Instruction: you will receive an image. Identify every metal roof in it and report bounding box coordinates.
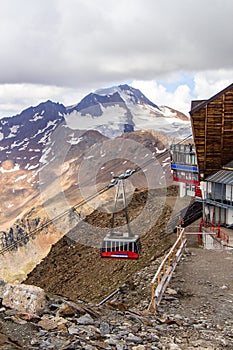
[223,160,233,170]
[206,169,233,185]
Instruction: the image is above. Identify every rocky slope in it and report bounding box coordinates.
[25,186,177,303]
[0,237,232,349]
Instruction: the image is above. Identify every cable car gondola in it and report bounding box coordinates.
[101,170,140,259]
[101,233,140,259]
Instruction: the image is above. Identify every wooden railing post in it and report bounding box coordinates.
[151,282,155,313]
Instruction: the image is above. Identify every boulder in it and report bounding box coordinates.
[2,283,46,314]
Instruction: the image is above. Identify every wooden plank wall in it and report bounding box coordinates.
[191,87,233,179]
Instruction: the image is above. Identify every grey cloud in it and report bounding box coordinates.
[0,0,232,87]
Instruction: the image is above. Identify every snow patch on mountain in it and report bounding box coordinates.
[0,163,20,173]
[67,104,128,136]
[28,164,40,170]
[15,174,27,182]
[67,135,83,145]
[18,142,29,151]
[160,106,177,117]
[29,113,44,121]
[40,147,52,165]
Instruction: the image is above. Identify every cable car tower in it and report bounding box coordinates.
[101,169,140,259]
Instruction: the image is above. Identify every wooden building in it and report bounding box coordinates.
[190,83,233,179]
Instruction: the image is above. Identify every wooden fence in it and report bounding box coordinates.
[149,227,187,313]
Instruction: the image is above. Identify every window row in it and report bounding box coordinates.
[170,144,195,153]
[171,153,197,165]
[101,240,138,253]
[173,170,199,181]
[206,182,233,202]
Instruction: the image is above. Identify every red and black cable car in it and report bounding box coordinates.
[101,233,140,259]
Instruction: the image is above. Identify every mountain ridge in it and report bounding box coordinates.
[66,84,191,138]
[0,84,191,171]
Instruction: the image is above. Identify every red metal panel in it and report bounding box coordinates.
[173,176,199,185]
[101,251,139,259]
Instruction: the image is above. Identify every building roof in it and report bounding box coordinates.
[223,160,233,170]
[206,169,233,185]
[190,83,233,115]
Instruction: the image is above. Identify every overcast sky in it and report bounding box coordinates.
[0,0,233,117]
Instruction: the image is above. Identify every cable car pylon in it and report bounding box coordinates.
[110,177,133,238]
[101,169,140,259]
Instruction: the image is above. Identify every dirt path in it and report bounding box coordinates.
[164,246,233,325]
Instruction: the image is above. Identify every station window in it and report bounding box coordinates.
[185,154,191,164]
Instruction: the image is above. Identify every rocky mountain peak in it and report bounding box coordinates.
[118,84,160,109]
[0,100,66,172]
[66,84,191,138]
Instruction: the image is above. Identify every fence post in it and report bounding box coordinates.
[151,282,155,313]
